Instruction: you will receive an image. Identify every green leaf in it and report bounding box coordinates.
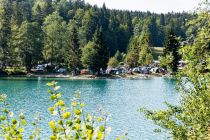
[49,120,56,130]
[99,126,105,132]
[54,86,60,91]
[50,95,57,100]
[62,112,71,119]
[46,82,54,87]
[74,109,81,115]
[58,100,65,106]
[71,101,77,107]
[0,115,6,121]
[21,119,27,126]
[98,117,102,122]
[12,119,17,124]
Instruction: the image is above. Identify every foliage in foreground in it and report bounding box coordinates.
[0,82,128,140]
[46,81,110,140]
[141,1,210,139]
[0,94,27,139]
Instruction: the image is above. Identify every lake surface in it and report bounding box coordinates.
[0,77,178,140]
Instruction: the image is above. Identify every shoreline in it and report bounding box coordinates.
[0,73,173,80]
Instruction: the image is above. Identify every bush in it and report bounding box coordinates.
[140,1,210,139]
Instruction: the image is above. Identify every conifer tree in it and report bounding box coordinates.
[81,27,108,73]
[64,22,81,72]
[164,29,180,72]
[138,33,153,66]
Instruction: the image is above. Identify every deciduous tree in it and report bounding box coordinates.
[14,21,43,71]
[0,0,12,69]
[42,12,66,64]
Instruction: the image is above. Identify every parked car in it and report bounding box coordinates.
[57,68,67,73]
[115,69,125,75]
[141,67,151,74]
[31,65,45,72]
[132,67,141,73]
[150,67,159,73]
[159,68,166,74]
[108,69,118,74]
[107,68,126,75]
[80,69,90,75]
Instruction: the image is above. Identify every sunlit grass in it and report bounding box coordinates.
[151,47,164,60]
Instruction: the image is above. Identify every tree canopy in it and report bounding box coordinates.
[0,0,197,71]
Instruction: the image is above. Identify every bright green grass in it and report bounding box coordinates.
[151,47,164,60]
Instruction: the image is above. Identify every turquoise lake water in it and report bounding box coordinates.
[0,77,178,139]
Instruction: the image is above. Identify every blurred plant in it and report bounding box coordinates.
[140,0,210,139]
[46,81,112,140]
[0,94,27,140]
[29,112,41,140]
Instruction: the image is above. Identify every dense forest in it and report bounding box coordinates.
[0,0,196,72]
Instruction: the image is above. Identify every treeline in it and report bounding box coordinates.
[0,0,195,72]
